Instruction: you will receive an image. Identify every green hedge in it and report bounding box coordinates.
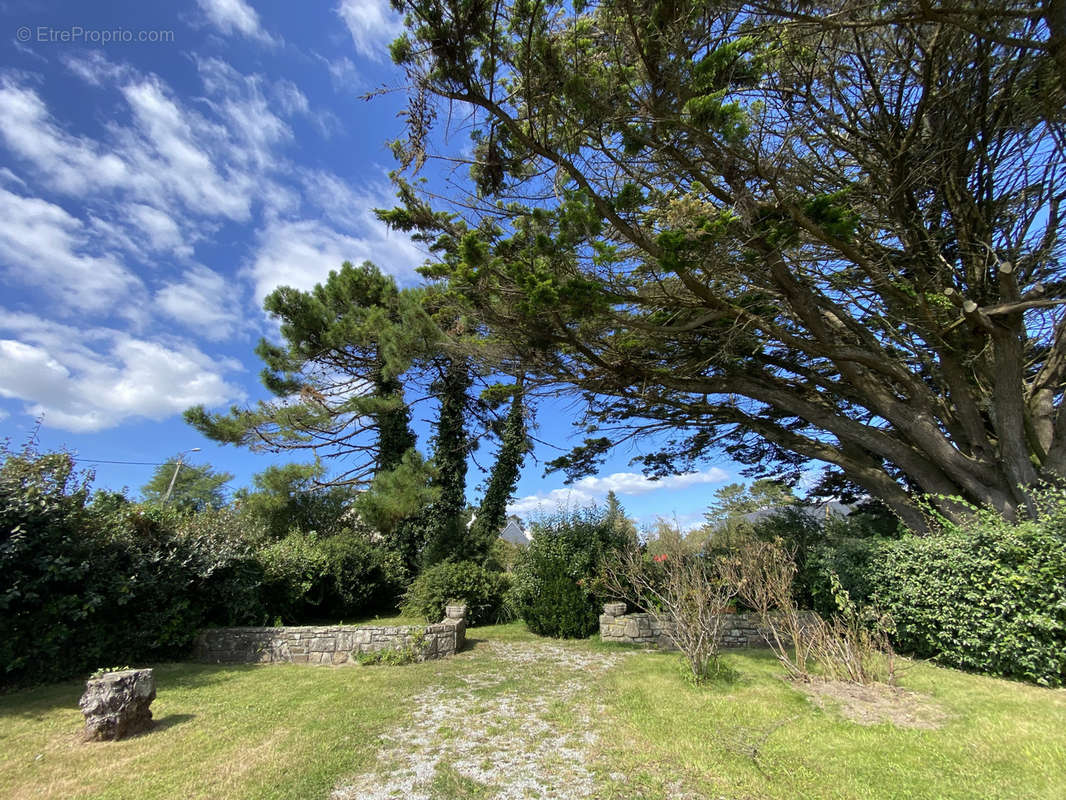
[870,512,1066,686]
[0,447,408,687]
[259,529,406,623]
[0,451,267,686]
[401,560,509,625]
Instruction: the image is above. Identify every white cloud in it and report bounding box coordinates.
[507,487,599,517]
[0,76,130,196]
[319,55,361,93]
[196,0,277,44]
[119,76,257,220]
[0,312,244,433]
[155,266,244,340]
[124,203,191,255]
[247,172,424,307]
[195,59,294,177]
[274,79,309,116]
[575,467,729,495]
[62,51,134,87]
[0,73,261,223]
[337,0,403,60]
[507,468,730,517]
[0,187,143,313]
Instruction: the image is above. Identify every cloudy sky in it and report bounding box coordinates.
[0,0,739,530]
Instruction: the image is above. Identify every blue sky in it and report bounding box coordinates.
[0,0,741,531]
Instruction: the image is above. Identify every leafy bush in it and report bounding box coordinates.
[93,504,266,655]
[402,560,509,625]
[510,505,634,638]
[1,448,100,685]
[806,535,886,616]
[870,498,1066,686]
[0,446,267,686]
[523,555,599,638]
[258,528,406,623]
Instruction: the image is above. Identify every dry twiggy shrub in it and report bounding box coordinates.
[721,539,896,685]
[604,535,736,684]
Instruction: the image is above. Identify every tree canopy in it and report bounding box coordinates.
[185,261,431,487]
[384,0,1066,530]
[141,458,232,513]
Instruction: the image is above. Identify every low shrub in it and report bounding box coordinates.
[510,505,634,638]
[870,500,1066,686]
[401,560,509,625]
[605,535,737,683]
[522,555,599,638]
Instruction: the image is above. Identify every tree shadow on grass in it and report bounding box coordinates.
[142,713,196,736]
[461,637,490,653]
[0,662,260,718]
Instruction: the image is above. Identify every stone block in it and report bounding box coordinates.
[79,668,156,741]
[603,602,627,617]
[309,637,335,653]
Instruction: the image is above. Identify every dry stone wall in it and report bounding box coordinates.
[192,605,467,666]
[599,602,814,650]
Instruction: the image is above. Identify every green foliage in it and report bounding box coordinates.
[234,462,353,540]
[401,560,510,626]
[510,505,634,638]
[422,356,475,565]
[89,665,132,679]
[806,534,886,617]
[0,445,264,687]
[387,0,1066,530]
[869,498,1066,686]
[185,261,428,487]
[140,458,232,513]
[355,634,426,666]
[470,386,529,555]
[484,537,524,574]
[258,528,407,624]
[521,555,599,638]
[354,450,437,537]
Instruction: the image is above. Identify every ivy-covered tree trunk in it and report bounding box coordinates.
[471,381,529,553]
[374,372,417,473]
[423,355,474,564]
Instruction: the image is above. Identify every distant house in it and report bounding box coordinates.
[466,513,532,546]
[499,516,531,546]
[738,500,853,527]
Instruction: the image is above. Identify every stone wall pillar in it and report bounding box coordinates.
[443,604,468,652]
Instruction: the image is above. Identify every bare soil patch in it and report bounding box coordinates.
[800,678,947,729]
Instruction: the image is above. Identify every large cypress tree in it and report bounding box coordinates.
[383,0,1066,530]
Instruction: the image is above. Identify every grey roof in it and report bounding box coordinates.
[499,518,530,546]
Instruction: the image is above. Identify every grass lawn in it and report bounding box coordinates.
[1,623,1064,799]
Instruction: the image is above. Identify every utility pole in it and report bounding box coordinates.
[162,448,201,506]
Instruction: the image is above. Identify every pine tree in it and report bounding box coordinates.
[185,262,431,487]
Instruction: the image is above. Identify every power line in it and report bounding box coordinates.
[74,458,169,466]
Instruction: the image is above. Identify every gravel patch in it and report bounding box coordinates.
[330,641,629,800]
